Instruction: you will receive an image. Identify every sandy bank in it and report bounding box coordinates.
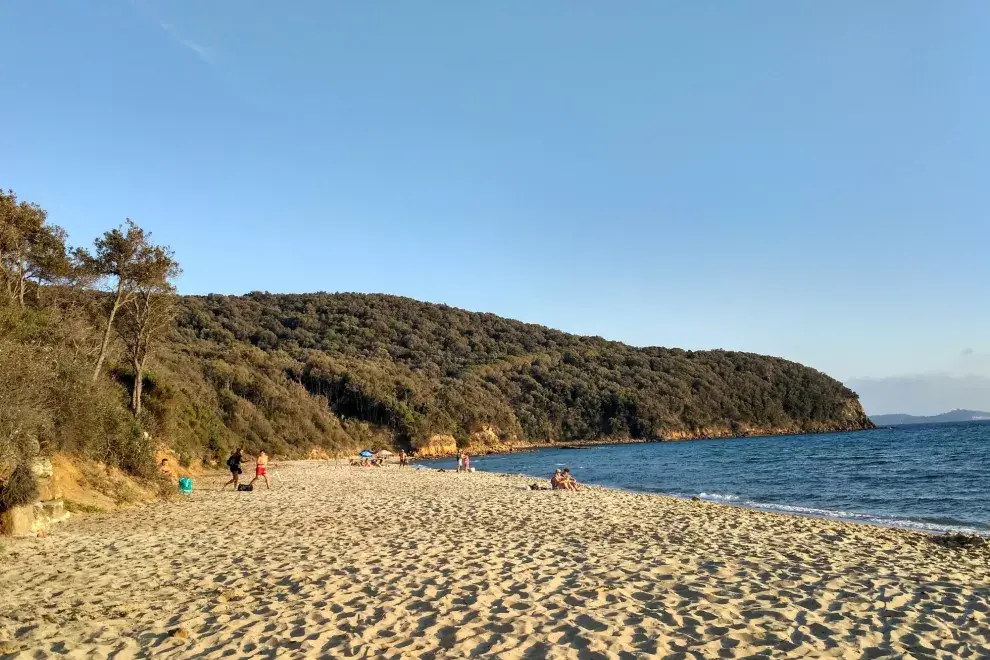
[1,462,987,658]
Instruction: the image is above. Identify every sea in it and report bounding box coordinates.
[425,421,990,535]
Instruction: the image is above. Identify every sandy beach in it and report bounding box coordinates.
[2,462,988,659]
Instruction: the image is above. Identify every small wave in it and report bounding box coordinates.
[733,501,988,536]
[673,491,989,535]
[698,492,739,501]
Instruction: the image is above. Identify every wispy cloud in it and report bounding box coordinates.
[125,0,266,111]
[157,19,214,65]
[127,0,215,68]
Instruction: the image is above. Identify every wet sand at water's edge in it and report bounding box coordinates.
[2,462,988,658]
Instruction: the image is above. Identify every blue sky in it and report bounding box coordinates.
[2,1,988,399]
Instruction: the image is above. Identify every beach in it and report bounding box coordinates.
[2,462,988,659]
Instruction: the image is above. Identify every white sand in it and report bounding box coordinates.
[1,461,988,658]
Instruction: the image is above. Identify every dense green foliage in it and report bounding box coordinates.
[171,292,873,453]
[3,287,873,470]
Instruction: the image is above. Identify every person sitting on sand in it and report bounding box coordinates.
[250,450,271,489]
[159,458,173,480]
[222,448,244,490]
[561,467,580,491]
[550,469,565,490]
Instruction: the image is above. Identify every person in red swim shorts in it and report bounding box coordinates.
[250,450,271,489]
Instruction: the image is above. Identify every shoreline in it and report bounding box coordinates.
[418,462,990,539]
[463,423,880,457]
[2,462,987,657]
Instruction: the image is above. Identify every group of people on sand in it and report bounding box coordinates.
[222,447,273,490]
[551,468,580,491]
[352,449,409,468]
[212,446,575,492]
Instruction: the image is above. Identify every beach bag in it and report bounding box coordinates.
[237,484,253,492]
[178,477,192,494]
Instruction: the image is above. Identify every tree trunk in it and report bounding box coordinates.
[17,257,25,309]
[2,249,19,304]
[92,280,125,382]
[132,354,144,416]
[0,246,7,301]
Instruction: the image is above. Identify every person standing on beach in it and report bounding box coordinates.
[222,448,243,490]
[456,452,464,472]
[399,450,407,468]
[462,452,471,472]
[251,450,271,489]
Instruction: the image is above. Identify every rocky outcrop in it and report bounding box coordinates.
[412,426,518,457]
[410,409,876,458]
[0,505,35,537]
[415,434,459,458]
[657,422,874,442]
[33,457,62,501]
[0,458,70,536]
[465,425,516,455]
[33,499,69,532]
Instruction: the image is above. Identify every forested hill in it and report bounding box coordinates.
[168,292,873,458]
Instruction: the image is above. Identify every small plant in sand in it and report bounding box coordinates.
[62,500,106,515]
[0,462,40,512]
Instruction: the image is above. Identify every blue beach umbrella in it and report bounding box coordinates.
[359,449,374,458]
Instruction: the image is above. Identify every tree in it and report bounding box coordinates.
[80,220,161,382]
[118,245,181,416]
[0,190,66,309]
[27,225,73,303]
[0,190,14,301]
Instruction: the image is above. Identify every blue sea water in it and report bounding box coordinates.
[426,422,990,535]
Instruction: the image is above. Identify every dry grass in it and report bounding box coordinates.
[62,500,106,515]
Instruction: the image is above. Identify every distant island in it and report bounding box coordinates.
[870,409,990,426]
